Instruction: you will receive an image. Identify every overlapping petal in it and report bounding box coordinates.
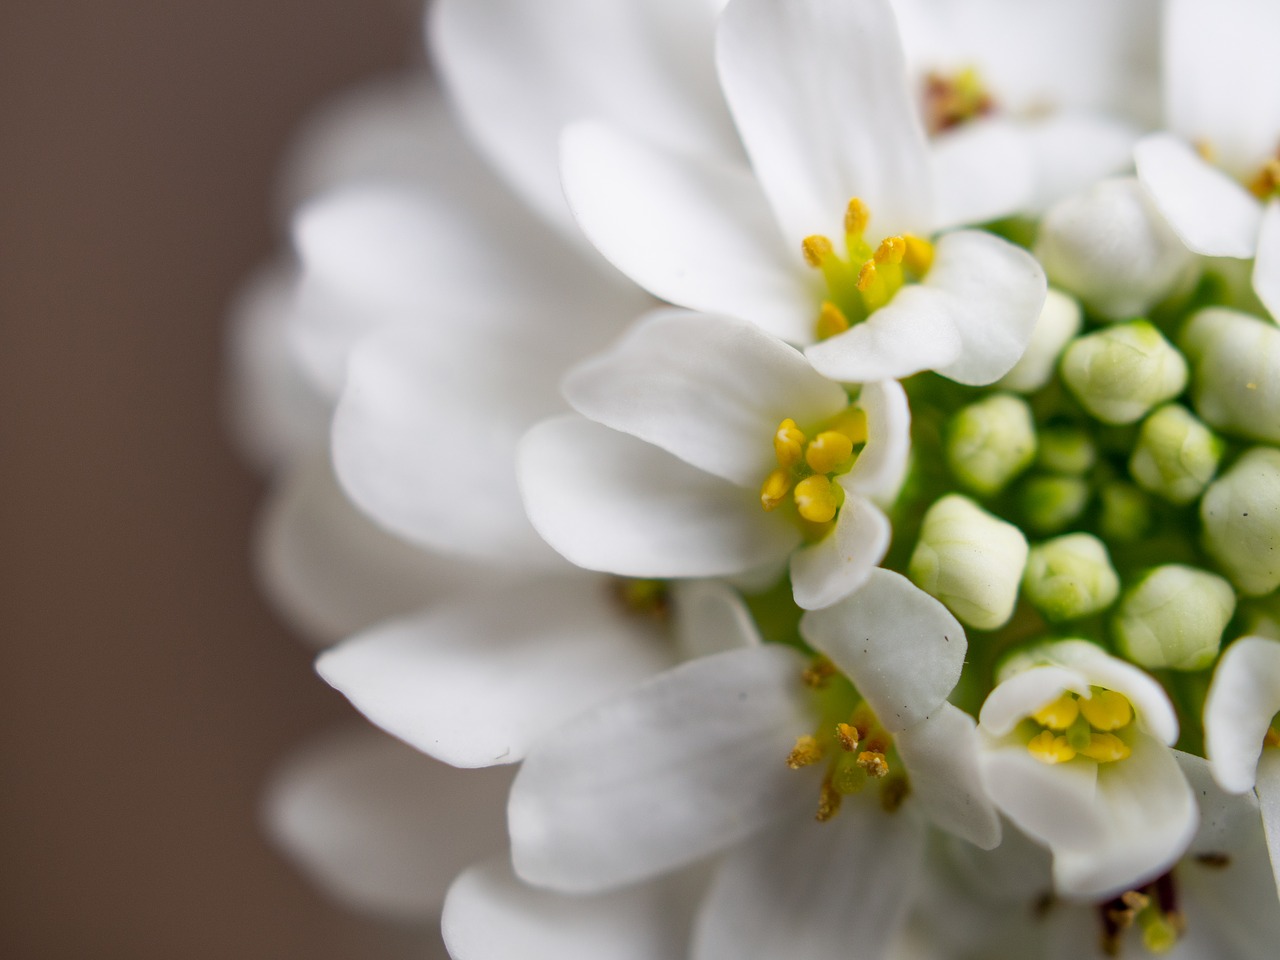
[1205,636,1280,793]
[789,495,890,611]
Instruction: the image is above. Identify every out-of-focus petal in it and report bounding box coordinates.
[1205,636,1280,793]
[928,118,1035,230]
[788,495,890,611]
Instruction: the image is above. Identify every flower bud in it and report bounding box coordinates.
[1034,177,1196,321]
[1020,475,1090,535]
[1022,534,1120,622]
[1113,565,1236,670]
[1036,425,1096,475]
[909,494,1029,631]
[1128,404,1224,505]
[996,289,1082,393]
[1060,320,1188,425]
[1099,481,1151,542]
[1179,307,1280,444]
[946,394,1037,496]
[1200,447,1280,596]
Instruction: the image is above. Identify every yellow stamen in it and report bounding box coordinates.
[760,468,792,511]
[835,722,860,752]
[1032,693,1080,731]
[802,235,836,268]
[816,778,843,822]
[827,407,868,446]
[874,236,906,266]
[1027,730,1076,764]
[1079,690,1133,731]
[786,734,824,769]
[793,475,840,523]
[1139,909,1179,954]
[902,234,935,275]
[1248,157,1280,199]
[773,418,806,468]
[815,301,850,341]
[1077,732,1131,763]
[1265,727,1280,748]
[805,431,855,474]
[844,197,870,238]
[856,751,889,779]
[855,258,879,293]
[801,657,836,689]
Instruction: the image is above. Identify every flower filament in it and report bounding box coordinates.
[1025,688,1134,765]
[760,404,869,541]
[1100,874,1185,956]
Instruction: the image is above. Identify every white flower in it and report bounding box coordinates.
[562,0,1046,385]
[977,640,1197,899]
[520,311,911,610]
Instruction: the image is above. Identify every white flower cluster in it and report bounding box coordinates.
[229,0,1280,957]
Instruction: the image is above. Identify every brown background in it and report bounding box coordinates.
[1,2,440,956]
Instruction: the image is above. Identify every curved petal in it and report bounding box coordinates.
[1253,199,1280,324]
[561,123,815,342]
[1044,639,1180,746]
[929,118,1035,230]
[1256,751,1280,899]
[717,0,933,244]
[1134,133,1261,259]
[692,801,923,960]
[563,311,848,487]
[843,379,911,502]
[800,568,966,732]
[519,416,799,578]
[316,574,675,768]
[1205,636,1280,793]
[508,645,815,892]
[670,579,762,660]
[1022,112,1139,213]
[978,665,1090,737]
[978,742,1103,850]
[264,726,512,918]
[895,704,1001,849]
[789,496,890,611]
[443,857,695,960]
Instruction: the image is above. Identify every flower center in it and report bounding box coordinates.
[802,198,934,341]
[1024,688,1134,765]
[922,67,996,135]
[1247,152,1280,200]
[1099,874,1184,956]
[759,402,868,541]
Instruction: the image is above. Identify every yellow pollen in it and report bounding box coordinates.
[1027,730,1077,764]
[836,723,860,751]
[793,475,840,523]
[902,234,935,274]
[856,750,889,779]
[773,418,806,468]
[1032,693,1080,731]
[801,657,837,689]
[1079,691,1133,731]
[1140,909,1179,954]
[1077,732,1131,763]
[805,431,855,474]
[874,236,906,266]
[786,734,824,769]
[828,407,868,446]
[844,197,870,238]
[1120,891,1151,913]
[1248,157,1280,199]
[760,469,792,511]
[855,258,879,293]
[816,778,843,822]
[815,301,850,340]
[802,235,836,267]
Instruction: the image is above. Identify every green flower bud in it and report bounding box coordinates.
[1022,534,1121,622]
[909,494,1029,631]
[946,394,1037,496]
[1020,475,1091,534]
[1037,425,1096,475]
[1201,447,1280,596]
[1099,481,1151,541]
[996,289,1082,393]
[1129,404,1224,505]
[1113,565,1236,670]
[1060,320,1188,425]
[1180,307,1280,444]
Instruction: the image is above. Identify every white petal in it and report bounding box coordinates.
[692,801,923,960]
[443,858,694,960]
[1134,133,1261,259]
[926,230,1047,387]
[257,455,488,648]
[979,665,1089,737]
[561,124,815,343]
[843,379,911,502]
[509,645,815,892]
[670,579,762,660]
[519,416,799,578]
[895,704,1001,849]
[1256,750,1280,899]
[800,568,966,732]
[717,0,933,244]
[264,726,512,918]
[1205,636,1280,793]
[1176,751,1262,860]
[1052,732,1197,899]
[316,575,675,768]
[929,119,1035,230]
[1022,113,1139,213]
[789,496,890,612]
[434,0,737,233]
[1253,200,1280,323]
[563,311,848,487]
[978,742,1103,850]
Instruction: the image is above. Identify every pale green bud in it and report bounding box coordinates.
[1180,307,1280,444]
[1022,534,1120,622]
[1037,425,1096,475]
[946,394,1037,496]
[1060,320,1188,424]
[1129,404,1224,505]
[1034,177,1197,321]
[996,289,1083,393]
[909,494,1029,631]
[1099,481,1152,542]
[1201,447,1280,596]
[1113,565,1235,670]
[1020,475,1090,534]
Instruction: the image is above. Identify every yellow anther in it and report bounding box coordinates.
[856,751,889,779]
[1194,139,1217,163]
[793,474,840,523]
[1249,158,1280,199]
[760,469,793,511]
[1077,732,1131,764]
[835,723,860,752]
[801,656,837,689]
[1079,690,1133,731]
[844,197,870,238]
[1032,693,1080,731]
[773,418,807,468]
[816,778,843,822]
[855,258,879,293]
[805,431,855,475]
[1120,891,1151,913]
[1265,727,1280,748]
[902,234,935,275]
[828,407,868,446]
[802,235,836,267]
[874,236,906,266]
[1139,909,1179,954]
[815,301,850,341]
[1027,730,1077,764]
[786,734,824,769]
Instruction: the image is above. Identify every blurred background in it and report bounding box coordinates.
[2,2,435,955]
